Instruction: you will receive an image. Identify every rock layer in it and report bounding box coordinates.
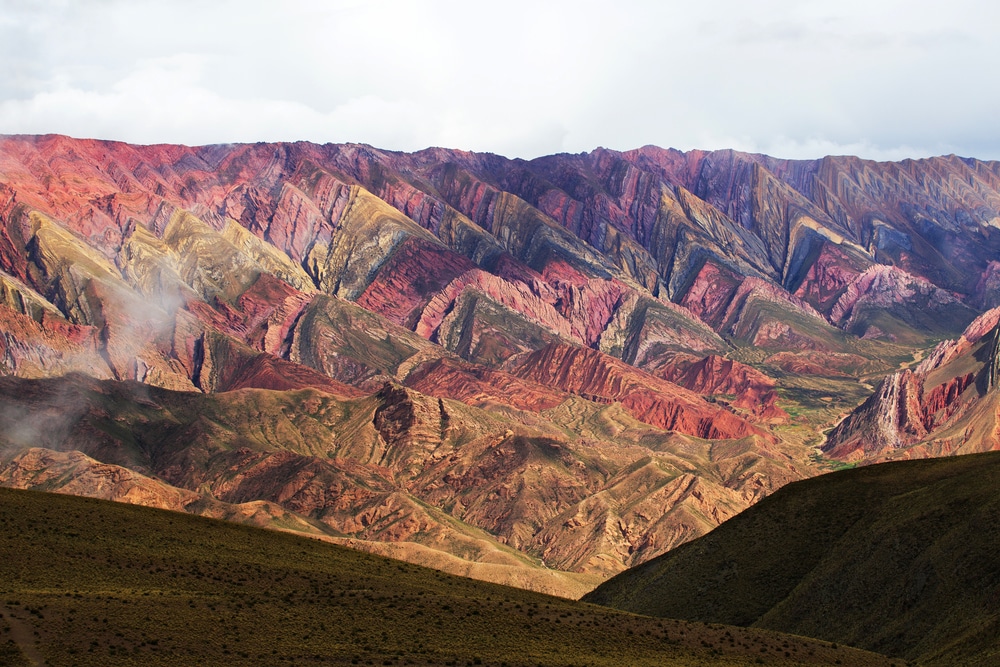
[825,307,1000,460]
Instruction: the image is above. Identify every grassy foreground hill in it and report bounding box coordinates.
[585,452,1000,666]
[0,487,895,667]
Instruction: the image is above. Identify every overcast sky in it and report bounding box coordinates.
[1,0,997,160]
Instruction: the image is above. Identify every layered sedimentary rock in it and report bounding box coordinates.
[403,357,567,411]
[828,265,977,342]
[661,354,787,422]
[3,134,1000,592]
[509,343,763,440]
[825,307,1000,460]
[0,373,802,590]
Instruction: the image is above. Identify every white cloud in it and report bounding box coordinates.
[0,0,997,160]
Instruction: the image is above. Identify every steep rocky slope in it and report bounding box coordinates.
[508,342,762,439]
[825,306,1000,460]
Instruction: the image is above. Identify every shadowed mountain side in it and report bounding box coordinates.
[584,452,1000,666]
[0,374,589,596]
[0,486,895,666]
[0,447,333,536]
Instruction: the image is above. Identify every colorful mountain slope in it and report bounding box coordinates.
[2,134,1000,594]
[0,373,807,591]
[825,307,1000,460]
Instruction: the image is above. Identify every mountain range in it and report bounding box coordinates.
[2,134,1000,597]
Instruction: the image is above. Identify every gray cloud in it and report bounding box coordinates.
[0,0,997,160]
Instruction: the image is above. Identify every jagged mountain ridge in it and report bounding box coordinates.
[2,136,993,338]
[2,134,1000,594]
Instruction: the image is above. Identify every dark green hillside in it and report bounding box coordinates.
[0,488,892,666]
[585,452,1000,666]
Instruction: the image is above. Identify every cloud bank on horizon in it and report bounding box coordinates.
[1,0,997,161]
